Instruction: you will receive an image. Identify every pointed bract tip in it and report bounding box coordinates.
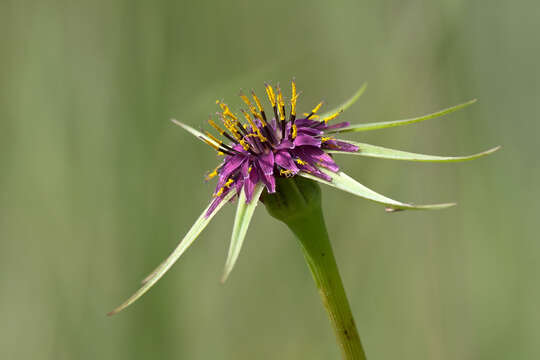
[220,273,229,284]
[107,308,120,317]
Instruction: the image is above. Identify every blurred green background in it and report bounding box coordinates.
[1,1,537,359]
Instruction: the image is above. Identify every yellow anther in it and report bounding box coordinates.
[217,101,238,121]
[241,110,267,142]
[238,139,250,151]
[241,92,264,123]
[205,131,222,145]
[279,169,294,177]
[292,124,298,139]
[252,91,264,112]
[311,101,324,114]
[251,90,268,126]
[321,136,334,143]
[291,80,298,116]
[222,113,247,141]
[215,178,235,197]
[239,92,252,108]
[203,138,221,151]
[265,84,276,107]
[208,119,226,135]
[205,165,220,181]
[277,86,285,121]
[323,111,343,124]
[222,119,242,140]
[295,158,307,165]
[206,170,218,180]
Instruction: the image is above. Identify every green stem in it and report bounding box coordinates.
[263,177,367,360]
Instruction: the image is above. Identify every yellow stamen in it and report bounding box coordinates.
[205,165,220,181]
[311,101,324,114]
[241,110,267,142]
[222,118,249,151]
[321,136,334,143]
[252,91,264,112]
[222,114,248,146]
[222,119,240,139]
[208,119,226,135]
[280,169,294,177]
[239,92,252,108]
[206,170,218,180]
[250,91,268,127]
[322,111,343,124]
[277,86,285,121]
[241,93,265,123]
[265,84,276,107]
[292,124,298,139]
[217,100,239,121]
[215,178,235,197]
[291,80,298,116]
[203,138,221,151]
[238,139,250,151]
[205,131,222,145]
[295,158,307,165]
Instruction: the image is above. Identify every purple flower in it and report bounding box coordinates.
[109,81,499,315]
[197,83,360,218]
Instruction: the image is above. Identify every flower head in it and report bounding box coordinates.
[191,81,361,217]
[109,81,499,315]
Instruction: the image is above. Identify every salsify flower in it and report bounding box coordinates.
[109,81,499,315]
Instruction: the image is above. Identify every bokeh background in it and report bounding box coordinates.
[1,1,537,359]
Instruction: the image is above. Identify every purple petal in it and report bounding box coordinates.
[206,197,223,217]
[220,154,248,179]
[325,121,350,130]
[293,134,321,147]
[241,159,251,179]
[296,161,332,182]
[275,150,299,174]
[206,186,234,217]
[294,118,319,127]
[293,146,339,172]
[275,139,295,150]
[256,151,274,175]
[297,127,323,136]
[243,166,259,202]
[322,139,359,153]
[255,164,276,193]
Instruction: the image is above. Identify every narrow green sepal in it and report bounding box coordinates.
[221,183,264,283]
[108,190,236,316]
[299,168,456,211]
[330,99,477,133]
[327,141,501,162]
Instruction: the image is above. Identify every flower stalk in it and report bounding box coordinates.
[263,176,367,360]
